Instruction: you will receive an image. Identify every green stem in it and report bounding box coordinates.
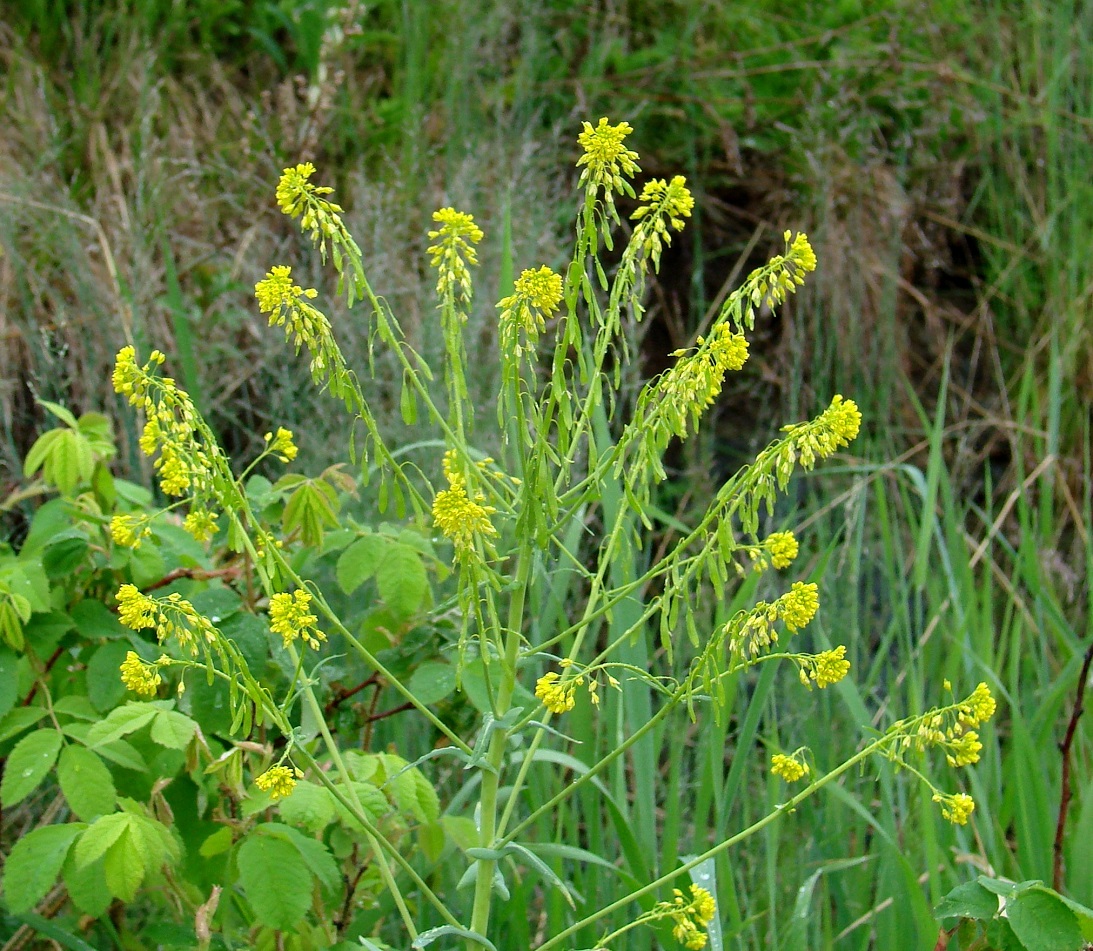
[468,545,532,943]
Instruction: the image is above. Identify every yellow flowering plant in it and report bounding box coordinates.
[50,120,997,948]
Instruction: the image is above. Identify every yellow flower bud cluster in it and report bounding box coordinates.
[427,208,484,306]
[115,583,218,656]
[630,176,695,273]
[112,347,221,543]
[109,513,153,550]
[933,791,976,825]
[799,645,851,689]
[254,764,301,801]
[770,752,809,783]
[275,162,348,253]
[656,323,750,444]
[431,451,498,561]
[535,670,578,714]
[119,650,162,698]
[659,884,717,950]
[576,117,640,198]
[728,581,820,657]
[268,589,325,650]
[498,265,563,357]
[264,427,299,462]
[751,531,798,572]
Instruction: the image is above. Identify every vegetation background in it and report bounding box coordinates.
[0,0,1090,948]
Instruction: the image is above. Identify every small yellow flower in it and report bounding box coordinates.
[959,682,996,727]
[498,266,563,356]
[934,791,976,825]
[811,646,851,688]
[266,427,298,462]
[576,117,640,193]
[275,163,341,220]
[945,730,983,768]
[708,324,748,372]
[255,765,298,801]
[688,885,716,926]
[781,581,819,632]
[770,752,809,782]
[765,531,798,570]
[432,454,498,560]
[183,508,219,543]
[269,589,325,650]
[786,231,817,274]
[535,671,577,715]
[119,651,161,698]
[427,208,484,305]
[116,584,157,630]
[110,514,152,550]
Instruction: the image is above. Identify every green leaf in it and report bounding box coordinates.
[375,543,427,618]
[62,850,112,918]
[1,823,85,913]
[0,646,18,718]
[407,661,456,705]
[1,728,63,806]
[85,641,131,713]
[935,880,1000,920]
[150,709,198,749]
[331,781,389,830]
[278,781,336,834]
[41,529,90,578]
[38,400,80,429]
[283,480,339,548]
[87,702,160,747]
[336,534,385,594]
[198,826,234,858]
[57,745,116,821]
[256,822,340,895]
[70,599,127,640]
[1007,889,1085,951]
[103,827,146,902]
[75,813,134,867]
[0,706,48,744]
[236,829,315,931]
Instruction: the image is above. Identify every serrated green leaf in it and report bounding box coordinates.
[85,641,130,713]
[69,599,126,640]
[41,529,90,578]
[103,828,146,902]
[57,745,116,821]
[1,823,85,913]
[283,481,339,548]
[86,702,160,747]
[278,781,336,834]
[375,543,427,618]
[150,709,197,749]
[199,826,234,858]
[336,534,385,594]
[256,822,340,895]
[1007,889,1085,951]
[1,728,62,806]
[935,880,1000,921]
[236,830,314,931]
[75,813,133,867]
[0,706,48,743]
[62,850,111,918]
[331,781,389,830]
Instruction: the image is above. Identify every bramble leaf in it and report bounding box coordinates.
[1,822,85,913]
[57,745,116,821]
[0,728,63,806]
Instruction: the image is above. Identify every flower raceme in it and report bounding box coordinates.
[431,451,498,560]
[498,265,564,357]
[268,589,325,650]
[427,208,484,306]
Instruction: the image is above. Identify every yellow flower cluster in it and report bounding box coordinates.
[115,584,218,656]
[498,265,563,357]
[427,208,484,306]
[431,451,498,560]
[112,347,221,540]
[804,645,851,688]
[255,764,300,801]
[662,885,717,950]
[576,117,640,196]
[764,531,798,570]
[933,791,976,825]
[535,670,578,714]
[255,266,330,352]
[110,513,152,550]
[268,589,325,650]
[119,650,162,698]
[265,427,298,462]
[183,508,218,543]
[774,395,862,488]
[275,163,347,249]
[770,752,809,782]
[658,323,750,442]
[728,581,820,656]
[631,176,695,272]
